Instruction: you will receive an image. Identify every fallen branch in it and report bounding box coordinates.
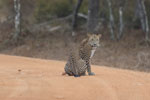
[78,13,88,19]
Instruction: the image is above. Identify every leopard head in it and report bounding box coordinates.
[87,33,102,48]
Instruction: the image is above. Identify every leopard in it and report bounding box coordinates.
[63,49,87,77]
[62,33,102,77]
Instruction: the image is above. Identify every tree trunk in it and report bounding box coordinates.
[118,7,124,39]
[118,0,125,40]
[87,0,99,33]
[72,0,83,36]
[13,0,21,40]
[137,0,149,40]
[141,0,149,41]
[107,0,115,40]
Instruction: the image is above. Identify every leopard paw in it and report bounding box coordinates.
[88,72,95,76]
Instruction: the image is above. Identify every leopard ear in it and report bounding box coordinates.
[98,34,102,38]
[87,33,91,37]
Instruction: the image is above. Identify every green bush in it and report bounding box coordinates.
[79,0,88,14]
[35,0,73,23]
[34,0,150,28]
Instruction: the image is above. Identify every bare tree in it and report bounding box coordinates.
[107,0,115,40]
[87,0,99,33]
[13,0,21,40]
[136,0,149,41]
[118,0,126,40]
[118,7,124,39]
[72,0,83,36]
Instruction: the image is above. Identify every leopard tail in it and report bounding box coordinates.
[62,72,67,75]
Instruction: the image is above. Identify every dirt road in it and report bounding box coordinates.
[0,54,150,100]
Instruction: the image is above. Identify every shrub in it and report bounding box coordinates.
[35,0,73,23]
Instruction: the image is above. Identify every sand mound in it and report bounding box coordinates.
[0,54,150,100]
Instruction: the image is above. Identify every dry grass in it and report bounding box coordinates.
[135,52,150,71]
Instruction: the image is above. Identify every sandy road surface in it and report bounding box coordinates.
[0,54,150,100]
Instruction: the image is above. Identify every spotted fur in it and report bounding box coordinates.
[64,49,87,77]
[64,34,101,77]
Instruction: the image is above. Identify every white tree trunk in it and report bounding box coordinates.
[14,0,21,39]
[107,0,115,40]
[141,0,149,41]
[137,0,149,40]
[118,7,124,39]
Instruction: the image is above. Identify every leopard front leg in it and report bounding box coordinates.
[86,60,95,75]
